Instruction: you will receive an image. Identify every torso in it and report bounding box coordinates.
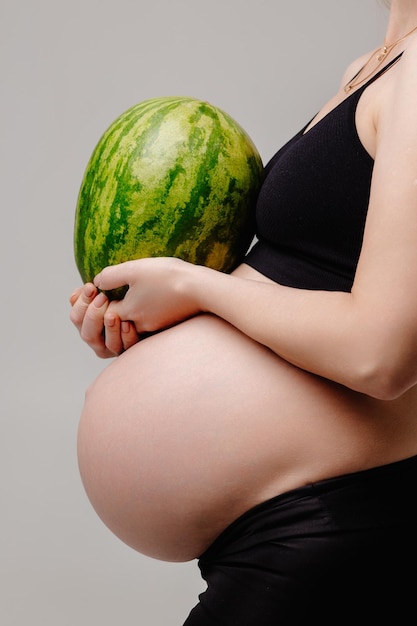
[77,53,417,562]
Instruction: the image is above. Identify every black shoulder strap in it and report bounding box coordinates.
[348,51,403,90]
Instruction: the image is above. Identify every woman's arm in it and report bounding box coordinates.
[201,43,417,399]
[93,45,417,398]
[202,41,417,399]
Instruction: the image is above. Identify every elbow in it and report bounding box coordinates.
[351,350,416,401]
[356,370,409,401]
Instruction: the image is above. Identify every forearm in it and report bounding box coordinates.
[190,265,408,399]
[92,257,417,399]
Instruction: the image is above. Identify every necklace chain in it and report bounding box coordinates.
[344,24,417,93]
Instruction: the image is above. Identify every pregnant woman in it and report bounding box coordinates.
[70,0,417,622]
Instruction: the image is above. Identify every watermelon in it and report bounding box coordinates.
[74,96,263,299]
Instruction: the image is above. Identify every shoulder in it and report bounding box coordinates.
[338,49,376,90]
[339,39,417,93]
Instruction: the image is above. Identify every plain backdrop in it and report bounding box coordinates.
[1,1,387,624]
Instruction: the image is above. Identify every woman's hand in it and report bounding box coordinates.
[70,257,203,357]
[69,283,139,358]
[93,257,202,334]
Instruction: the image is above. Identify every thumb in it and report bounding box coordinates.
[94,262,134,292]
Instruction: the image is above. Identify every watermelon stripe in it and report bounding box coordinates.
[74,97,263,295]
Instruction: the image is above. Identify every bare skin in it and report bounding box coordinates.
[71,1,417,562]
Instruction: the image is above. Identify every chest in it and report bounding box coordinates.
[252,86,383,287]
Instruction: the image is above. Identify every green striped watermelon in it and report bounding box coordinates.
[74,96,263,299]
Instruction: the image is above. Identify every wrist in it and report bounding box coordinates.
[177,261,216,314]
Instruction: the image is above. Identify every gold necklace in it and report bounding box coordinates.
[344,24,417,93]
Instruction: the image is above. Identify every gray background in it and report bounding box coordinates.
[1,1,386,624]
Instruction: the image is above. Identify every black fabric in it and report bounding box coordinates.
[183,454,417,625]
[245,54,403,291]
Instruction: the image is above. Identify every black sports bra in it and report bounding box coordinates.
[244,54,402,292]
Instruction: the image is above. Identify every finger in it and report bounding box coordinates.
[69,283,98,331]
[103,304,124,355]
[80,292,110,356]
[103,298,140,354]
[69,287,82,306]
[121,320,140,351]
[100,297,127,323]
[94,262,132,293]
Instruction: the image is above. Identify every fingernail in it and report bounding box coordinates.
[69,290,79,304]
[85,284,96,298]
[94,292,107,307]
[105,315,115,327]
[122,321,130,333]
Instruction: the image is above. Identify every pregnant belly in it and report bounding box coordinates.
[77,313,395,561]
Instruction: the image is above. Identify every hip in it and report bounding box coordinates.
[185,454,417,624]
